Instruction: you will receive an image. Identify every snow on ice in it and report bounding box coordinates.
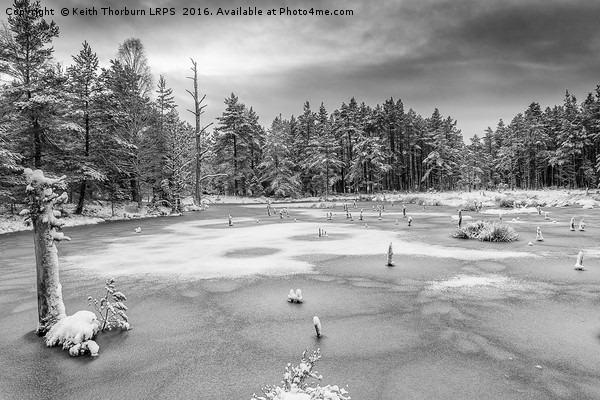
[44,310,101,357]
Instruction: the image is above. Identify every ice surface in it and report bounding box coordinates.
[62,221,536,279]
[429,275,510,290]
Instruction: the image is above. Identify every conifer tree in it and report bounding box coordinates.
[260,116,300,197]
[66,41,105,213]
[306,103,342,198]
[0,0,59,169]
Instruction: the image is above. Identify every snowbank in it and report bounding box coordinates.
[44,310,100,357]
[0,200,186,235]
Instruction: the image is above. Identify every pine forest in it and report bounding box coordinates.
[2,1,600,213]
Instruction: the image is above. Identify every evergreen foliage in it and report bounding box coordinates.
[2,11,600,205]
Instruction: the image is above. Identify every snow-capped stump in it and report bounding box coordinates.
[359,209,363,221]
[313,316,322,338]
[408,216,413,226]
[134,226,141,233]
[288,289,303,303]
[569,217,575,231]
[574,251,585,271]
[256,219,259,223]
[44,310,100,357]
[229,214,233,226]
[387,242,394,267]
[579,219,585,231]
[536,227,544,241]
[527,241,533,246]
[22,168,70,335]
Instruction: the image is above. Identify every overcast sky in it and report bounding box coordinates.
[15,0,600,140]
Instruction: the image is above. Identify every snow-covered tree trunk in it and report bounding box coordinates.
[22,169,70,335]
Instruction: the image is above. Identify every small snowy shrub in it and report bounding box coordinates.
[88,278,131,331]
[450,228,470,239]
[44,310,100,357]
[451,220,519,242]
[478,222,519,242]
[252,349,350,400]
[495,196,515,208]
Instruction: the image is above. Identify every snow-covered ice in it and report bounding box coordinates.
[61,221,537,279]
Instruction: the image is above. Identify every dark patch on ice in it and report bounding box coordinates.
[223,247,280,258]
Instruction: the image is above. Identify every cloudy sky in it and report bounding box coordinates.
[18,0,600,139]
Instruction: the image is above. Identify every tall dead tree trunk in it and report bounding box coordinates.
[187,59,212,205]
[22,168,71,335]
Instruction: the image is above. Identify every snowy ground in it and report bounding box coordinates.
[0,200,182,235]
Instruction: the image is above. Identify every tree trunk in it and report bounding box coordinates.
[75,180,87,214]
[24,169,69,335]
[33,211,66,334]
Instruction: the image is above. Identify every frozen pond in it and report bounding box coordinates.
[1,203,600,399]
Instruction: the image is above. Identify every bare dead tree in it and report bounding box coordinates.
[187,58,222,205]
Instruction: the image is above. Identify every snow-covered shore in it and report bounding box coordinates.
[1,189,597,235]
[0,200,180,235]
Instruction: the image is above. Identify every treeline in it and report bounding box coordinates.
[172,86,600,197]
[2,0,600,214]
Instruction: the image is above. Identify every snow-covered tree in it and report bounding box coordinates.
[260,116,301,197]
[213,93,263,195]
[66,41,106,214]
[21,168,69,334]
[0,0,59,169]
[306,103,343,198]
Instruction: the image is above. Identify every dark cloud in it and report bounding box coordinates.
[5,0,599,138]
